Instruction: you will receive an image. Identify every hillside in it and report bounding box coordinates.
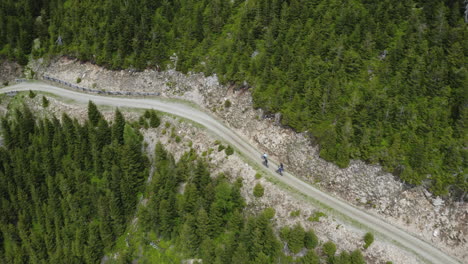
[2,0,466,198]
[0,101,378,264]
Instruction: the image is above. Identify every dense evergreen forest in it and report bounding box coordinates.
[0,0,466,199]
[0,104,370,263]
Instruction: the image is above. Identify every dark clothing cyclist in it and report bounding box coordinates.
[277,163,284,175]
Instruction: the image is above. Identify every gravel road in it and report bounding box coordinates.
[1,82,462,264]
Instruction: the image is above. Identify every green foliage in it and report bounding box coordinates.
[364,232,374,249]
[218,144,226,152]
[304,230,319,249]
[88,100,102,126]
[290,210,301,217]
[175,135,181,143]
[323,241,337,258]
[301,250,320,264]
[112,109,126,144]
[149,111,160,128]
[28,90,36,98]
[253,183,264,198]
[308,211,327,222]
[76,77,82,83]
[225,145,234,156]
[0,106,148,263]
[287,224,305,254]
[255,173,262,179]
[263,208,276,220]
[350,249,366,264]
[41,95,49,107]
[224,99,232,108]
[3,0,461,198]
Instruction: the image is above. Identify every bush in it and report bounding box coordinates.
[217,144,225,152]
[253,183,264,197]
[263,208,275,219]
[224,99,231,108]
[2,81,9,86]
[225,145,234,156]
[304,230,319,249]
[255,173,262,179]
[138,116,146,126]
[279,226,290,241]
[76,77,82,83]
[363,232,374,249]
[42,96,49,108]
[288,224,305,254]
[28,90,36,98]
[175,136,181,143]
[149,111,160,128]
[350,249,365,264]
[322,241,336,257]
[290,210,301,217]
[165,121,171,128]
[308,211,327,222]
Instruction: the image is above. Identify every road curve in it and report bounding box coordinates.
[1,82,461,264]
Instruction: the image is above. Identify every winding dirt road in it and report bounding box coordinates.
[1,82,461,264]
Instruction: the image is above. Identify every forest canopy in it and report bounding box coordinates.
[0,0,466,199]
[0,104,368,264]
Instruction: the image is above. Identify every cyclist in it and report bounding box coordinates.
[277,163,284,175]
[262,153,268,167]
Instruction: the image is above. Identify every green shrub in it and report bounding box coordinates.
[150,112,160,128]
[2,81,9,86]
[253,183,264,197]
[138,116,146,126]
[225,145,234,156]
[217,144,225,152]
[279,226,290,241]
[290,210,301,217]
[308,211,327,222]
[255,173,262,179]
[288,224,305,254]
[363,232,374,249]
[28,90,36,98]
[165,121,171,128]
[42,96,49,108]
[144,110,151,118]
[263,208,275,219]
[304,230,318,249]
[175,135,181,143]
[322,241,336,257]
[76,77,81,83]
[224,99,231,108]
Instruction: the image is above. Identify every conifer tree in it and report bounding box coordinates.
[87,101,101,127]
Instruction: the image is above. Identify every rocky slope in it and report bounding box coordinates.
[30,57,467,262]
[0,60,23,87]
